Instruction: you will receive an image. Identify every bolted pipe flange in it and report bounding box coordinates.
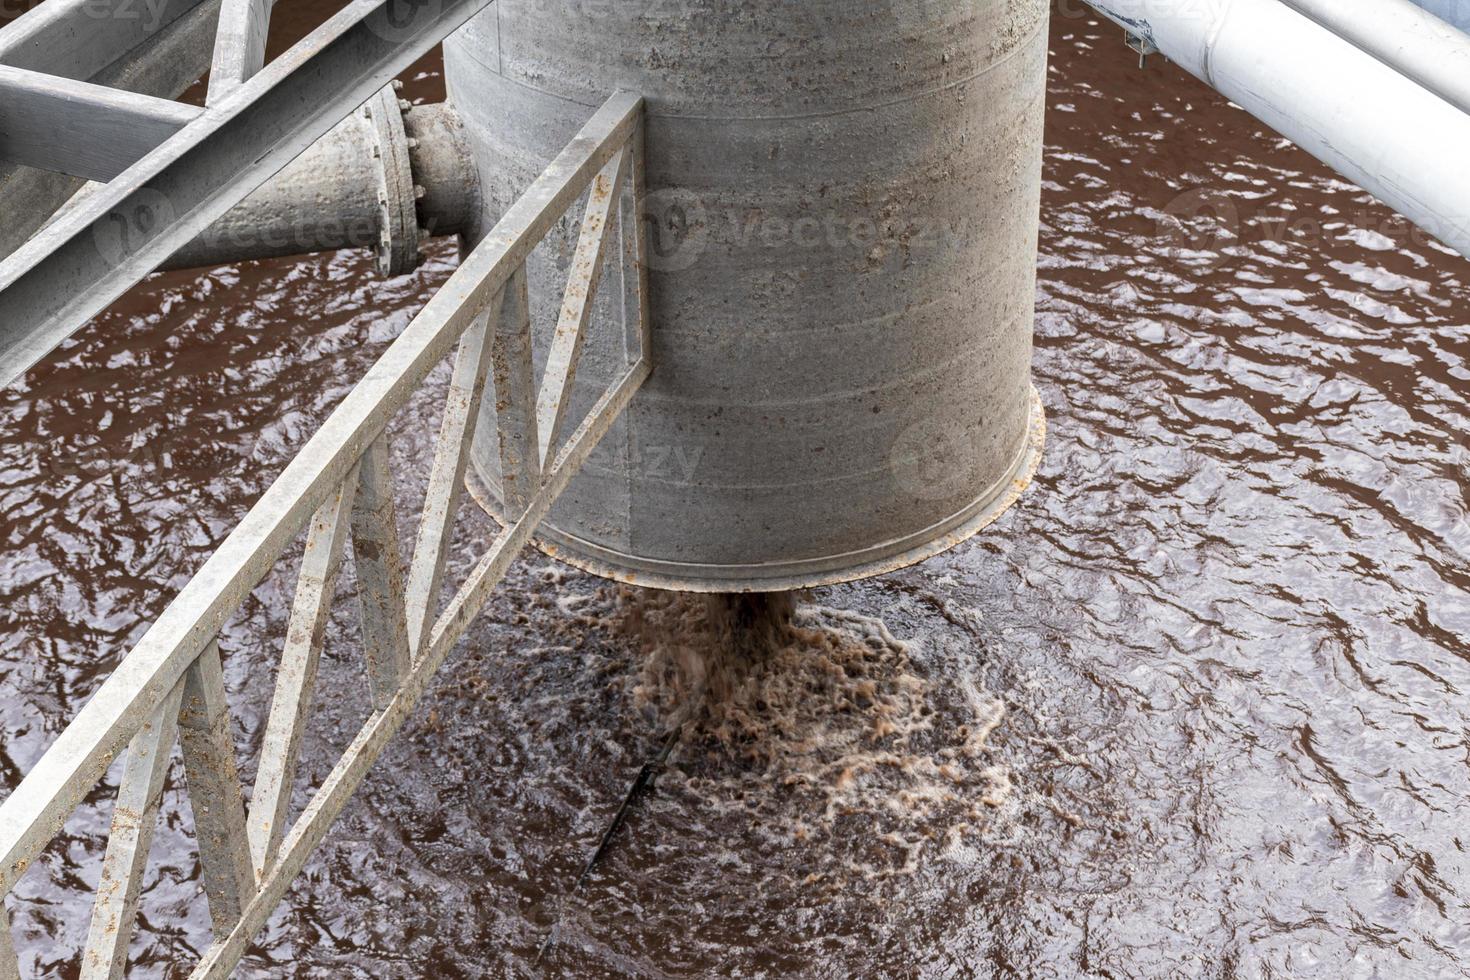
[359,82,420,277]
[163,100,479,274]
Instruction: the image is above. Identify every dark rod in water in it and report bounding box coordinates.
[536,726,683,963]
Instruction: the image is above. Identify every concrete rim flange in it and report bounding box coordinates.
[466,386,1048,594]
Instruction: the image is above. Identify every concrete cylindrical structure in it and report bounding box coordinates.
[448,0,1050,592]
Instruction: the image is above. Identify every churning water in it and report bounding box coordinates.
[1,2,1468,976]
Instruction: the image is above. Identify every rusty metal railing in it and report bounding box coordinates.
[0,90,651,979]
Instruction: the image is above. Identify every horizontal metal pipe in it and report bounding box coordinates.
[163,101,480,272]
[1085,0,1470,261]
[1280,0,1470,118]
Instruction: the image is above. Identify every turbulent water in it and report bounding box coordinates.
[2,3,1469,977]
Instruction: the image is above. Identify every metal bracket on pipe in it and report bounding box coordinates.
[1125,28,1160,68]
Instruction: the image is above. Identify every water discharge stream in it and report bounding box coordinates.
[1,2,1469,976]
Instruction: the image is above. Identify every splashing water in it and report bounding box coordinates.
[559,586,1017,881]
[5,3,1470,974]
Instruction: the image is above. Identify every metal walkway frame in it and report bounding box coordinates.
[0,90,652,978]
[0,0,500,388]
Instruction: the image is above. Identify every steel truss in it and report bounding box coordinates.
[0,91,652,978]
[0,0,499,388]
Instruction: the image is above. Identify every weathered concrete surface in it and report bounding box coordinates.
[452,0,1050,591]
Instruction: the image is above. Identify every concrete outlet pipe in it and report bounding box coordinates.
[452,0,1051,592]
[165,97,480,273]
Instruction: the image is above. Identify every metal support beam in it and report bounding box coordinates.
[0,91,648,978]
[0,0,497,389]
[0,0,209,79]
[248,473,357,875]
[0,903,17,980]
[0,66,202,182]
[206,0,272,103]
[177,642,254,934]
[536,147,628,467]
[351,436,411,710]
[197,322,650,980]
[405,312,496,652]
[491,267,540,521]
[81,684,184,980]
[0,0,222,263]
[619,119,653,370]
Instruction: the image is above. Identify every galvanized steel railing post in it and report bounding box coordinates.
[80,684,184,980]
[176,641,255,934]
[491,265,542,522]
[247,469,358,874]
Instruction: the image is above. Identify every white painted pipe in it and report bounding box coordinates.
[1086,0,1470,261]
[1281,0,1470,119]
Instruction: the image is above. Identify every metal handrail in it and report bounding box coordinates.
[0,89,652,979]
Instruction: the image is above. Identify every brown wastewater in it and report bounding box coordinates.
[2,2,1470,976]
